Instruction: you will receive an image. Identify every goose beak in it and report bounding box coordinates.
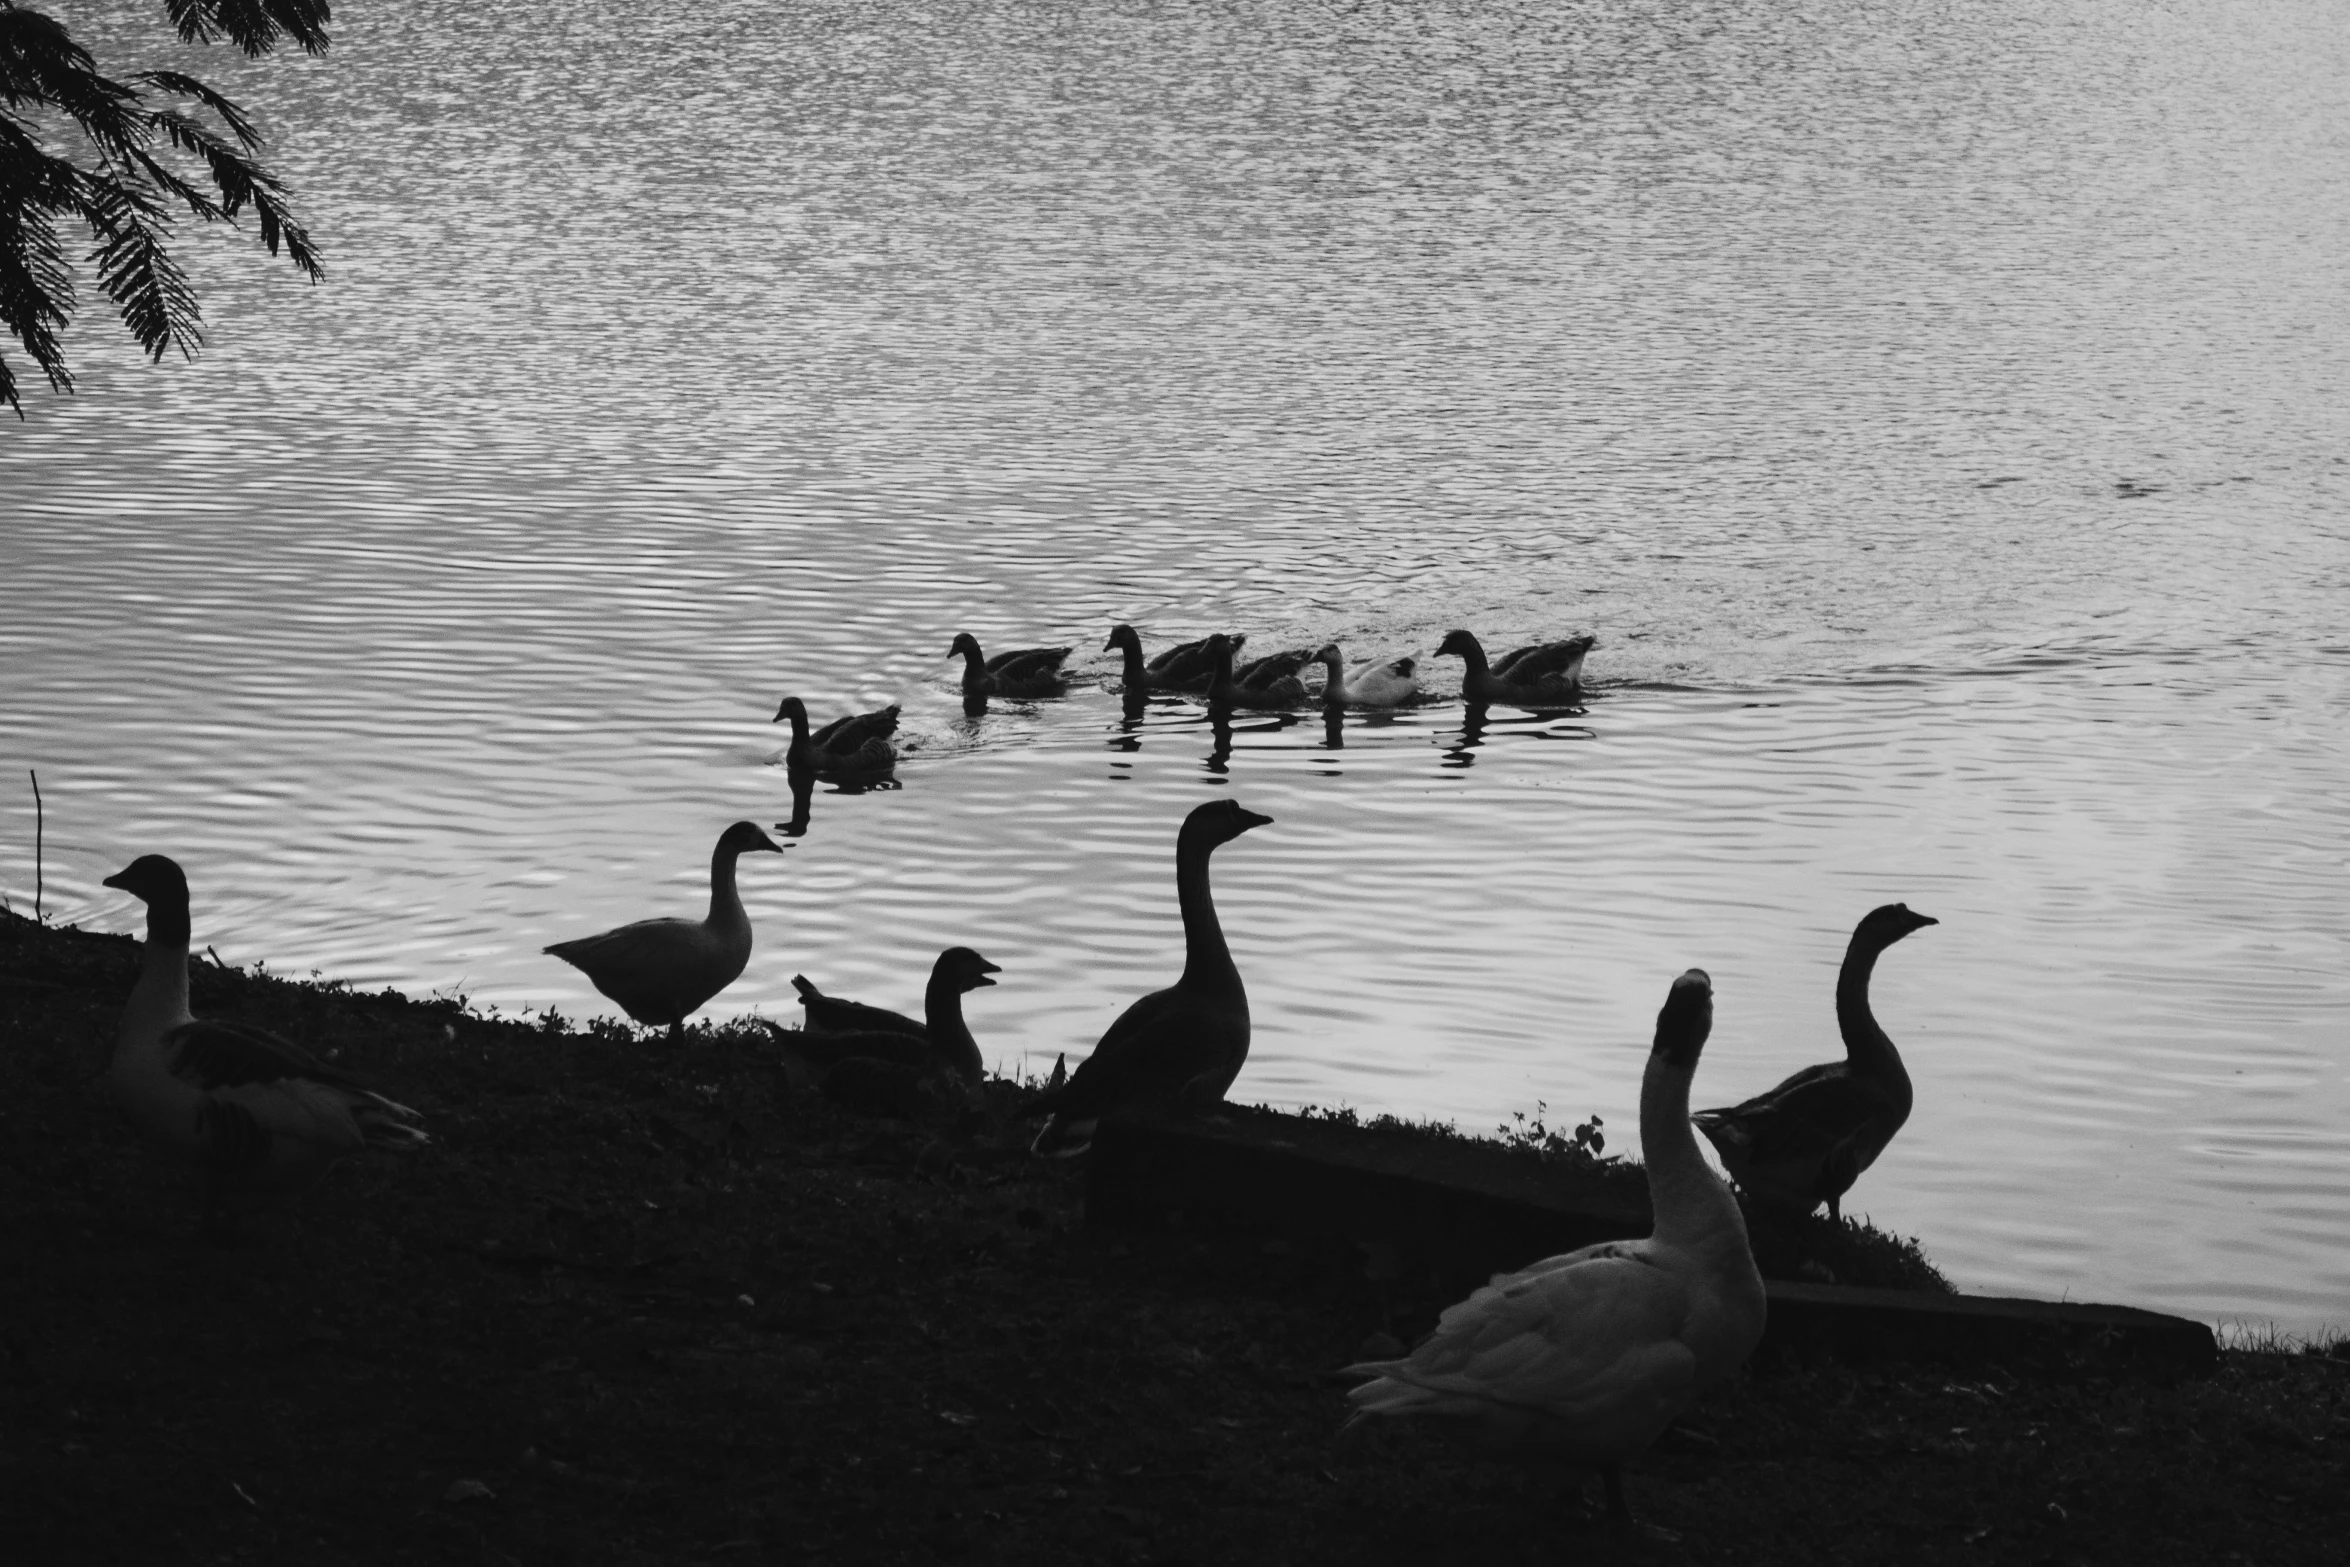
[750,828,785,854]
[101,867,130,891]
[1909,911,1940,931]
[1235,806,1274,832]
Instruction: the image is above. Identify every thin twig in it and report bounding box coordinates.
[29,769,42,924]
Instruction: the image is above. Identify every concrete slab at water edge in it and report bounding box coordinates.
[1086,1111,2218,1374]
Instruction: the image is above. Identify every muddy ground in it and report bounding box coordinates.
[4,908,2344,1564]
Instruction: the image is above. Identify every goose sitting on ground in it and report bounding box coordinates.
[544,821,783,1042]
[1313,642,1421,708]
[772,947,1001,1114]
[100,854,428,1225]
[1436,628,1597,706]
[1345,969,1765,1535]
[1104,623,1245,694]
[948,632,1073,699]
[772,696,898,779]
[1692,903,1938,1223]
[788,946,1001,1083]
[1203,633,1309,712]
[1027,799,1271,1155]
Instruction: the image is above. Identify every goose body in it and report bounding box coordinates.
[1104,624,1245,694]
[1203,634,1309,712]
[786,946,1000,1087]
[1345,970,1764,1531]
[773,696,899,779]
[1437,628,1596,706]
[1027,799,1271,1155]
[772,947,1000,1115]
[544,821,783,1040]
[100,855,427,1212]
[949,632,1072,698]
[1314,642,1421,708]
[1692,903,1937,1222]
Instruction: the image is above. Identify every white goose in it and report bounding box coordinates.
[1313,642,1421,708]
[101,854,428,1221]
[544,821,783,1041]
[1344,969,1765,1534]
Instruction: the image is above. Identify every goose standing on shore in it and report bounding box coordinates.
[1027,799,1272,1155]
[1104,624,1243,695]
[1436,629,1596,706]
[1344,969,1765,1535]
[1203,634,1309,712]
[948,632,1072,699]
[544,821,783,1042]
[100,854,428,1223]
[1692,903,1938,1223]
[773,696,899,780]
[1313,642,1421,708]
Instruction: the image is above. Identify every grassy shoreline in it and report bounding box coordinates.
[4,907,2345,1564]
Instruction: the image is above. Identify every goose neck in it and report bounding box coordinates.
[707,843,750,932]
[1318,650,1346,705]
[1641,1048,1745,1251]
[925,972,984,1083]
[122,926,194,1051]
[1174,834,1238,992]
[781,704,810,746]
[1117,637,1147,691]
[1453,637,1490,679]
[1835,938,1906,1081]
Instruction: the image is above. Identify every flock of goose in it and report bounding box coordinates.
[91,621,1941,1533]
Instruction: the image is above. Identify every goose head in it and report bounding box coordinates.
[1854,903,1939,951]
[948,632,985,661]
[717,821,786,858]
[102,853,189,907]
[1104,623,1141,655]
[1179,797,1273,851]
[1434,629,1482,661]
[1312,642,1344,668]
[772,695,809,729]
[936,946,1002,992]
[1653,967,1714,1069]
[104,853,192,942]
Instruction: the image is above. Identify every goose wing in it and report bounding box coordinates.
[792,975,926,1039]
[984,646,1073,678]
[1490,637,1595,683]
[1693,1064,1904,1204]
[1030,985,1238,1119]
[164,1020,425,1154]
[810,705,901,753]
[1346,1253,1698,1450]
[1147,633,1241,681]
[1235,648,1313,688]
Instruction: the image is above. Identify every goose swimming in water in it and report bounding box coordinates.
[101,854,428,1225]
[1344,969,1765,1534]
[1313,642,1421,708]
[1027,799,1271,1155]
[1203,634,1309,712]
[948,632,1073,699]
[1436,629,1596,707]
[1692,903,1938,1223]
[544,821,783,1041]
[1104,623,1244,695]
[772,696,899,779]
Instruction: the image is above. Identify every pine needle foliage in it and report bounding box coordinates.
[0,0,328,416]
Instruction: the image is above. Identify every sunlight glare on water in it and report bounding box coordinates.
[3,0,2347,1330]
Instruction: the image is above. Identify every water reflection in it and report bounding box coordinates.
[2,0,2346,1329]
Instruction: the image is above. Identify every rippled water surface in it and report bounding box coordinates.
[5,0,2347,1329]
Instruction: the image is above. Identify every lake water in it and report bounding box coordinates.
[5,0,2346,1332]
